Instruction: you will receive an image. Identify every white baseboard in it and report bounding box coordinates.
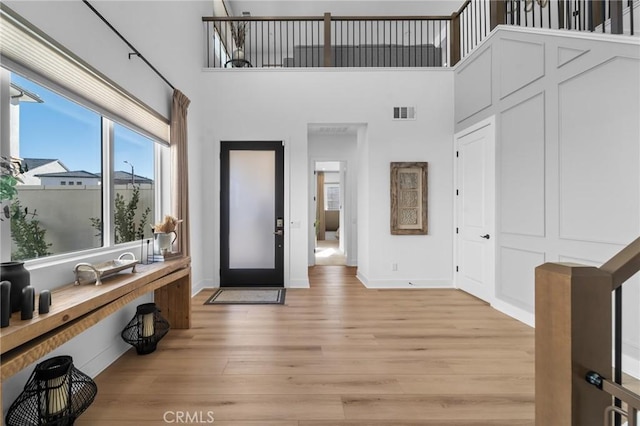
[80,340,131,378]
[361,279,454,289]
[356,271,369,287]
[622,352,640,380]
[192,279,215,296]
[194,280,309,291]
[287,279,310,288]
[491,298,535,328]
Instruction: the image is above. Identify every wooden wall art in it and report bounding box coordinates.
[390,162,428,235]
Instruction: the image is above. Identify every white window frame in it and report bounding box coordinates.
[0,68,169,266]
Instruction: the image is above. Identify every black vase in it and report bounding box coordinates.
[0,262,31,313]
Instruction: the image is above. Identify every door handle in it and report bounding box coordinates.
[274,230,283,236]
[480,234,490,240]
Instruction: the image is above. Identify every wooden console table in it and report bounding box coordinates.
[0,256,191,381]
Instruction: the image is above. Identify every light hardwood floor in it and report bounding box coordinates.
[78,266,536,425]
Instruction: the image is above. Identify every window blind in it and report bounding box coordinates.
[0,4,170,144]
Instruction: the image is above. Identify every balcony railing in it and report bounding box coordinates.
[203,0,637,68]
[204,15,451,68]
[536,236,640,426]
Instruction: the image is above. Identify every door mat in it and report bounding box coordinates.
[204,288,286,305]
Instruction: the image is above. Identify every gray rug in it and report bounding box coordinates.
[204,288,286,305]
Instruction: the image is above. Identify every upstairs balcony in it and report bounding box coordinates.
[203,0,637,69]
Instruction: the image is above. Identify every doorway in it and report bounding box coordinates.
[454,117,496,303]
[220,141,284,286]
[307,124,359,268]
[314,161,346,266]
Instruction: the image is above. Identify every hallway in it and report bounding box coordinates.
[80,266,535,425]
[314,239,346,266]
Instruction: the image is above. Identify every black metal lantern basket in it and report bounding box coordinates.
[5,355,97,426]
[121,302,170,355]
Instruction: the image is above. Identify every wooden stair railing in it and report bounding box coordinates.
[535,236,640,426]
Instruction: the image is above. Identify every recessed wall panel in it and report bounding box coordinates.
[500,38,545,99]
[455,47,492,123]
[557,255,602,267]
[500,93,546,237]
[559,57,640,244]
[462,240,484,284]
[498,246,545,312]
[557,46,590,68]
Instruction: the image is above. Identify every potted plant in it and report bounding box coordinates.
[230,20,249,66]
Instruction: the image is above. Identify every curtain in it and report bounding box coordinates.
[170,89,191,256]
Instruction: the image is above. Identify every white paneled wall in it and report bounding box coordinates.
[455,27,640,376]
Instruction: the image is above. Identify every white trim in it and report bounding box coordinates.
[622,351,640,380]
[491,298,535,328]
[356,270,369,287]
[80,339,131,379]
[192,279,215,296]
[361,279,454,289]
[287,279,310,288]
[492,25,640,46]
[624,341,640,380]
[202,66,452,74]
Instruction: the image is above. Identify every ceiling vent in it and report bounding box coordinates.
[393,107,416,120]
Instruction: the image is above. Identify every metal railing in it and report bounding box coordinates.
[203,15,451,68]
[586,371,639,426]
[502,0,636,33]
[203,0,637,68]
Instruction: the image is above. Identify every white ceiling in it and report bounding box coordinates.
[225,0,465,17]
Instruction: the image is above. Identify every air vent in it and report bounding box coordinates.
[393,107,416,120]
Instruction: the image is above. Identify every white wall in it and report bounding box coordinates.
[454,26,640,375]
[200,68,455,289]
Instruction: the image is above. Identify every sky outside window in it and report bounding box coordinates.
[13,74,154,179]
[12,73,101,174]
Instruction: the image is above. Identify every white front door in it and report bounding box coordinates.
[455,117,496,303]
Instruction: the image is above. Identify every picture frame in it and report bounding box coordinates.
[390,162,428,235]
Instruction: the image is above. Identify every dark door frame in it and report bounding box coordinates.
[220,141,285,287]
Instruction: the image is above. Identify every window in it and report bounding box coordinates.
[113,123,155,244]
[2,69,163,261]
[324,183,340,211]
[6,72,102,260]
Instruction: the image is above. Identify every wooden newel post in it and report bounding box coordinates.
[535,263,612,426]
[490,0,506,30]
[450,12,461,66]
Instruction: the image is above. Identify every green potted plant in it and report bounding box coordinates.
[1,156,25,217]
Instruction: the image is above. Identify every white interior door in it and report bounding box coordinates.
[455,118,496,303]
